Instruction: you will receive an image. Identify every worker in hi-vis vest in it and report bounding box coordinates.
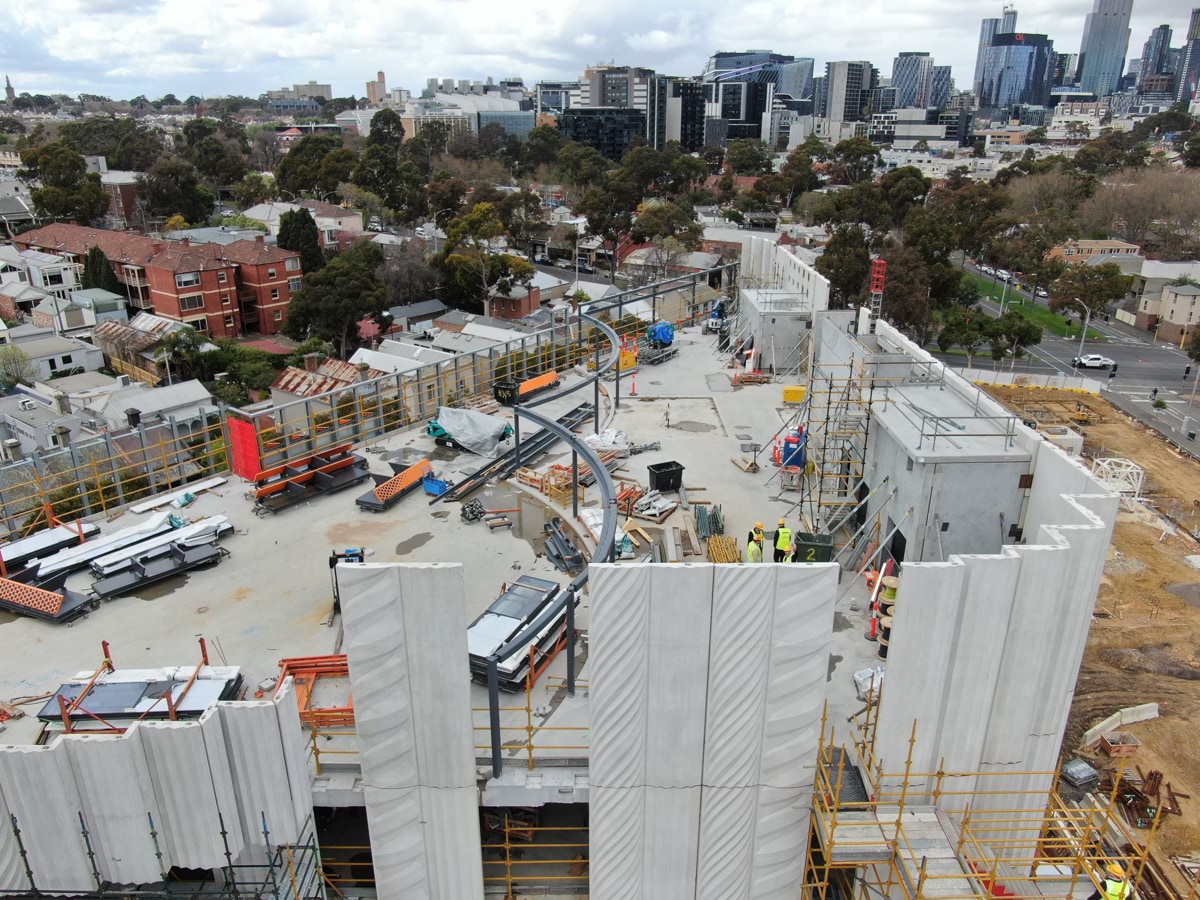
[773,518,793,563]
[746,531,764,563]
[747,521,765,545]
[1088,863,1131,900]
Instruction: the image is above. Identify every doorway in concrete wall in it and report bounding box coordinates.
[481,802,589,897]
[314,806,374,895]
[886,518,906,565]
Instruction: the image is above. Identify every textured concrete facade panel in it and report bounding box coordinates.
[220,701,302,861]
[590,562,839,900]
[339,562,483,900]
[0,743,94,890]
[64,731,163,884]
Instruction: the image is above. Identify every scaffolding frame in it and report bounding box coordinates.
[805,693,1169,900]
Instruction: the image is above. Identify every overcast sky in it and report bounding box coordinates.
[6,0,1195,100]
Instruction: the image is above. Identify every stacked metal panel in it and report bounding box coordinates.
[338,562,484,900]
[589,562,840,900]
[0,685,313,892]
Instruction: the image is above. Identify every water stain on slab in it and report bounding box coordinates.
[395,532,434,556]
[827,653,843,682]
[137,577,187,602]
[431,510,450,519]
[673,420,715,433]
[833,611,853,632]
[0,610,19,626]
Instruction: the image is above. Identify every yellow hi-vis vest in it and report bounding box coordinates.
[776,527,793,551]
[747,539,762,562]
[1103,879,1130,900]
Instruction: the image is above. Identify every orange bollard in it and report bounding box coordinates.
[865,615,878,642]
[631,372,638,396]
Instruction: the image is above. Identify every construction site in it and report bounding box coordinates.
[0,246,1195,900]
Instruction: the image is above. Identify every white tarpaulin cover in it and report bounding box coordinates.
[434,406,510,456]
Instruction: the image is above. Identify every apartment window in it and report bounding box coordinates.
[48,359,57,371]
[288,277,302,292]
[175,271,201,289]
[217,271,228,283]
[273,310,283,323]
[285,258,300,271]
[193,318,209,332]
[61,354,72,365]
[180,295,205,312]
[271,288,280,300]
[45,272,65,286]
[222,294,232,306]
[225,316,235,329]
[268,268,277,279]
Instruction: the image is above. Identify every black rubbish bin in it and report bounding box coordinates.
[648,461,685,493]
[793,531,833,563]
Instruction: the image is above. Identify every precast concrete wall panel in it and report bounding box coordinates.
[63,731,163,885]
[873,562,965,784]
[0,743,94,891]
[140,709,245,869]
[590,562,839,900]
[272,677,316,831]
[220,701,302,861]
[339,562,483,900]
[588,564,653,900]
[0,781,21,891]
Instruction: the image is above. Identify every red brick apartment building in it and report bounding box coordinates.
[13,224,302,338]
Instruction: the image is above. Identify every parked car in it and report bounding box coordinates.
[996,269,1012,282]
[556,258,576,269]
[1035,287,1049,298]
[1072,354,1115,369]
[534,254,550,264]
[576,259,596,274]
[980,264,996,276]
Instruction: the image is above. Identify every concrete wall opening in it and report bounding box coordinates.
[482,802,589,896]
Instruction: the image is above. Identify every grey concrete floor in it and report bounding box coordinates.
[0,328,879,751]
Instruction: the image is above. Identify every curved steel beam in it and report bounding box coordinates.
[520,312,621,409]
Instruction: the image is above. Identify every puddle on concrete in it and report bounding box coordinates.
[136,577,187,602]
[673,420,716,433]
[0,610,18,626]
[430,510,450,519]
[395,532,434,556]
[477,486,557,555]
[827,653,843,682]
[429,446,458,462]
[832,611,852,633]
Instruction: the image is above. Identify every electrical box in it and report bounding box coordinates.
[782,385,807,404]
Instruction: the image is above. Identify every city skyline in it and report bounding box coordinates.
[4,0,1194,101]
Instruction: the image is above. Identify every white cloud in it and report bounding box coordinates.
[4,0,1194,99]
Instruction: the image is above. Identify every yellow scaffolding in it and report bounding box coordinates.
[805,692,1167,900]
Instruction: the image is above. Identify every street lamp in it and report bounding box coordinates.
[1068,297,1091,373]
[426,207,456,254]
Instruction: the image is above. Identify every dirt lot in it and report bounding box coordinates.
[984,386,1200,879]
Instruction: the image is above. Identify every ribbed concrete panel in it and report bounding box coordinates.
[748,563,839,897]
[0,742,94,891]
[339,562,483,900]
[591,563,839,900]
[588,564,652,900]
[63,730,163,884]
[696,564,775,900]
[0,780,22,891]
[272,677,316,831]
[221,701,301,861]
[140,708,245,869]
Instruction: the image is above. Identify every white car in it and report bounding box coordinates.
[1035,287,1049,298]
[1072,354,1114,369]
[996,269,1012,282]
[980,264,996,276]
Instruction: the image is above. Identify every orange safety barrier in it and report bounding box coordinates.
[253,450,359,501]
[373,460,432,503]
[252,444,354,484]
[276,655,354,727]
[0,576,66,616]
[518,370,559,397]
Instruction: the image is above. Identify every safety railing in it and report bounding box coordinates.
[481,816,589,898]
[473,647,589,770]
[305,725,360,776]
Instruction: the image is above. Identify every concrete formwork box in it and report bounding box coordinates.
[338,562,484,900]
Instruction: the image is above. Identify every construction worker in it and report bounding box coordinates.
[747,521,765,545]
[1087,863,1131,900]
[773,518,793,563]
[745,531,764,563]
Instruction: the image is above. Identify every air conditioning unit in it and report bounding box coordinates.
[18,398,37,411]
